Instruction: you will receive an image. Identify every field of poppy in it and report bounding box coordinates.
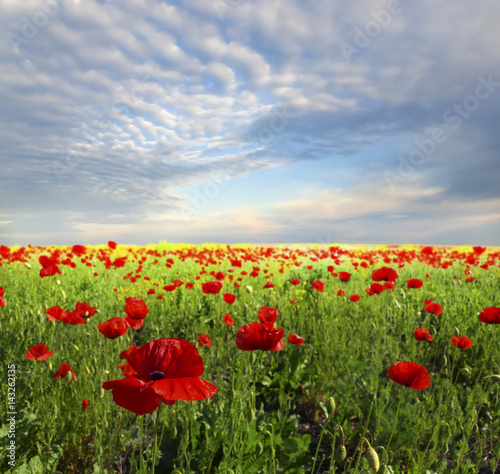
[1,242,499,473]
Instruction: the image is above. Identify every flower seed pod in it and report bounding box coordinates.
[335,445,347,462]
[366,446,380,472]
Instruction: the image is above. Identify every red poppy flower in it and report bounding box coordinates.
[311,280,325,292]
[120,345,139,360]
[198,334,212,348]
[290,299,297,305]
[108,241,117,250]
[478,307,500,324]
[350,294,361,302]
[98,317,129,339]
[124,316,144,330]
[0,287,5,308]
[289,278,301,286]
[186,282,194,290]
[372,267,398,282]
[25,344,54,361]
[75,301,97,319]
[124,297,149,320]
[338,272,351,282]
[388,361,430,390]
[257,306,279,324]
[423,301,443,317]
[172,279,184,287]
[414,328,433,342]
[62,311,86,325]
[365,283,385,295]
[163,284,177,292]
[223,293,236,305]
[202,281,223,294]
[71,244,86,256]
[223,314,235,327]
[119,361,138,376]
[451,336,472,350]
[337,289,346,296]
[288,333,305,346]
[82,399,89,412]
[472,246,486,254]
[45,305,67,322]
[103,338,218,415]
[39,255,61,278]
[407,278,423,289]
[465,277,475,283]
[263,281,275,289]
[53,363,77,381]
[236,322,284,351]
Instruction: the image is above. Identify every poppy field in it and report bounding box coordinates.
[1,242,500,473]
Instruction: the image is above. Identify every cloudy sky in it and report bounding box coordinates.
[1,0,499,246]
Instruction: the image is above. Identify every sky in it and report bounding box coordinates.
[1,0,499,246]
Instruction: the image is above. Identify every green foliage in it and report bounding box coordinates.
[0,244,499,472]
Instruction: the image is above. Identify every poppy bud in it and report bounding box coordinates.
[37,313,44,323]
[48,361,52,370]
[65,370,73,382]
[56,280,61,285]
[85,366,90,375]
[335,445,346,462]
[73,344,79,351]
[100,388,105,398]
[366,447,380,472]
[248,408,255,423]
[84,332,91,338]
[246,286,253,294]
[326,396,336,415]
[256,442,263,455]
[24,262,32,269]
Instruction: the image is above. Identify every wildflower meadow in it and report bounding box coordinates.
[1,242,499,473]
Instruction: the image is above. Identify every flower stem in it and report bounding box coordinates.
[151,403,162,473]
[387,394,403,452]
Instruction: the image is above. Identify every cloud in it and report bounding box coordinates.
[0,0,499,245]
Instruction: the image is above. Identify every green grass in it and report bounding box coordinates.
[0,243,499,473]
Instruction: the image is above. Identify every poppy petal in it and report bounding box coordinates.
[102,376,161,415]
[128,338,205,381]
[152,377,218,401]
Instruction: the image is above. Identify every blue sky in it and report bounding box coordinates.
[1,0,499,246]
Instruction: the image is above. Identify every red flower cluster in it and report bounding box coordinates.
[311,280,325,292]
[0,286,5,308]
[372,266,398,282]
[407,278,423,289]
[98,297,148,339]
[46,302,97,325]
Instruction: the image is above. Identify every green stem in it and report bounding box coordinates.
[387,395,403,452]
[311,415,330,474]
[151,403,162,473]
